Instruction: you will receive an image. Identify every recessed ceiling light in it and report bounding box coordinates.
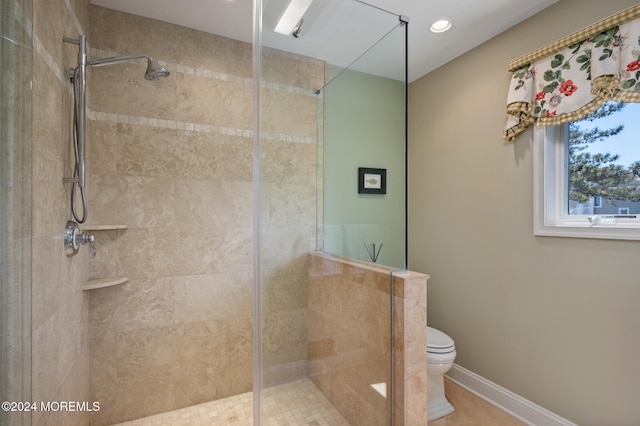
[430,19,452,33]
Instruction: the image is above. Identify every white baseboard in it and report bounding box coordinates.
[445,364,578,426]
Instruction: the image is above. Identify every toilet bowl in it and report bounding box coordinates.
[427,326,456,421]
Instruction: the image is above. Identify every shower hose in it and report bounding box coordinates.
[71,65,87,224]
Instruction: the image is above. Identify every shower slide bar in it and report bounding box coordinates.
[63,35,88,223]
[62,35,170,225]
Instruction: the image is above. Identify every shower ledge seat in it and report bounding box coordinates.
[80,224,129,291]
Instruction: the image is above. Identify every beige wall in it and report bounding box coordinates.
[31,0,92,425]
[408,1,640,425]
[86,6,320,424]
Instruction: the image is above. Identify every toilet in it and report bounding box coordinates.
[427,326,456,421]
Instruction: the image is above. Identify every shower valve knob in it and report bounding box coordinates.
[64,221,97,257]
[82,232,96,257]
[80,232,96,257]
[80,232,94,244]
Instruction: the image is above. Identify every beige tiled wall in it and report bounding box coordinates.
[86,6,323,424]
[307,252,428,425]
[392,270,429,425]
[31,0,92,425]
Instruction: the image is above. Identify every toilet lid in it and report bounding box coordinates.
[427,326,455,353]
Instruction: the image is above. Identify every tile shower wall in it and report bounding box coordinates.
[31,0,92,425]
[86,6,322,424]
[308,252,428,426]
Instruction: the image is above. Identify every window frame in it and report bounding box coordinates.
[533,124,640,241]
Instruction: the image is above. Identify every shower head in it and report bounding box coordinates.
[88,54,170,80]
[144,57,170,80]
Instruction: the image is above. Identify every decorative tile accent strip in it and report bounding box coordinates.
[262,80,318,97]
[264,132,316,144]
[89,111,316,144]
[89,110,253,137]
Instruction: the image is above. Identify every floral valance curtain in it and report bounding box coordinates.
[503,4,640,142]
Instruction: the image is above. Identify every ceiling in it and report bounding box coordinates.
[90,0,558,82]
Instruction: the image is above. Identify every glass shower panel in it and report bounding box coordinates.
[0,0,33,424]
[256,15,324,424]
[322,21,407,270]
[258,1,406,424]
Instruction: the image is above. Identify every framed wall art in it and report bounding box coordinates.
[358,167,386,194]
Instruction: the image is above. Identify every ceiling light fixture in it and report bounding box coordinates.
[430,19,452,33]
[274,0,313,36]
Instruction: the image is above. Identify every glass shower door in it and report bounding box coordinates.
[321,20,407,269]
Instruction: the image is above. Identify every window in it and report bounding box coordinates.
[594,196,602,208]
[534,102,640,240]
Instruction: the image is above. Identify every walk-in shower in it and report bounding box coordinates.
[1,0,409,425]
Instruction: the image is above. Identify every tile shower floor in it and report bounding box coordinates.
[111,378,349,426]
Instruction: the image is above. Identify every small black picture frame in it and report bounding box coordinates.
[358,167,386,194]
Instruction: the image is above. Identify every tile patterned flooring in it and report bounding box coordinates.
[113,377,524,425]
[111,379,349,426]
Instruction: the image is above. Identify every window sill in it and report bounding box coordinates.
[534,222,640,241]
